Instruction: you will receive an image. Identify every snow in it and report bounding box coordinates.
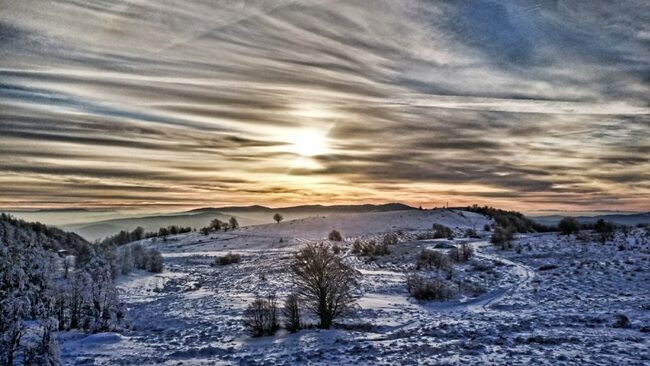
[59,210,650,365]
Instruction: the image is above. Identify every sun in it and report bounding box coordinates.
[287,128,330,157]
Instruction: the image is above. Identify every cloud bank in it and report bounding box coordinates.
[1,0,649,212]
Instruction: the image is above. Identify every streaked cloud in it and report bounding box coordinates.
[1,0,649,212]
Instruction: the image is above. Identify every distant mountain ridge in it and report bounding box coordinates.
[532,212,650,227]
[188,203,416,214]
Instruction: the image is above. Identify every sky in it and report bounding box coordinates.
[1,0,649,214]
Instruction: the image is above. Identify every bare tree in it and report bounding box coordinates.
[229,217,239,230]
[283,293,301,332]
[210,218,222,231]
[290,243,360,329]
[242,295,278,337]
[273,213,283,224]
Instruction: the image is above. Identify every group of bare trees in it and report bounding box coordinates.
[117,243,164,274]
[201,217,240,235]
[243,243,361,336]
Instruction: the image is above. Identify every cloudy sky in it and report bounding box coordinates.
[1,0,649,213]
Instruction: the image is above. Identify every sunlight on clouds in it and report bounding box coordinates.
[0,0,649,212]
[285,128,330,157]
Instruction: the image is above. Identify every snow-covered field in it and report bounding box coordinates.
[58,210,650,365]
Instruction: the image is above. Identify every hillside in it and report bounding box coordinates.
[57,207,650,365]
[0,212,89,254]
[61,203,417,241]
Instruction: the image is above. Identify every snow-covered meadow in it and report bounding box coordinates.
[59,210,650,365]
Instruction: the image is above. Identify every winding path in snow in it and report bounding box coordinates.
[465,240,535,312]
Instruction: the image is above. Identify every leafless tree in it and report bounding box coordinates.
[290,243,360,329]
[282,293,301,332]
[242,295,278,337]
[229,217,239,230]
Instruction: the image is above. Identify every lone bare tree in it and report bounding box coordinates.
[273,213,283,224]
[229,217,239,230]
[290,243,360,329]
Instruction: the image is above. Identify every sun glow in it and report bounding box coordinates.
[287,128,330,157]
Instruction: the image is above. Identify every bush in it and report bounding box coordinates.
[538,264,558,271]
[290,243,360,329]
[383,233,399,246]
[406,274,455,301]
[491,227,514,250]
[354,240,390,259]
[448,243,474,262]
[332,244,341,254]
[432,224,454,239]
[243,295,279,337]
[416,249,451,271]
[613,314,630,328]
[352,239,363,254]
[594,219,614,243]
[217,252,241,265]
[283,293,301,333]
[328,230,342,241]
[558,217,580,236]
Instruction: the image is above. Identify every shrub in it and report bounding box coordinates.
[416,249,451,271]
[332,244,341,254]
[352,240,363,254]
[354,240,390,259]
[406,274,454,301]
[383,233,399,246]
[432,224,454,239]
[243,295,279,337]
[448,243,474,263]
[290,243,360,329]
[283,293,301,333]
[328,230,342,241]
[538,264,558,271]
[612,314,630,328]
[558,217,580,236]
[594,219,614,243]
[491,227,514,250]
[217,252,241,265]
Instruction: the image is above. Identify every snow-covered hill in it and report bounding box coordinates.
[55,209,650,365]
